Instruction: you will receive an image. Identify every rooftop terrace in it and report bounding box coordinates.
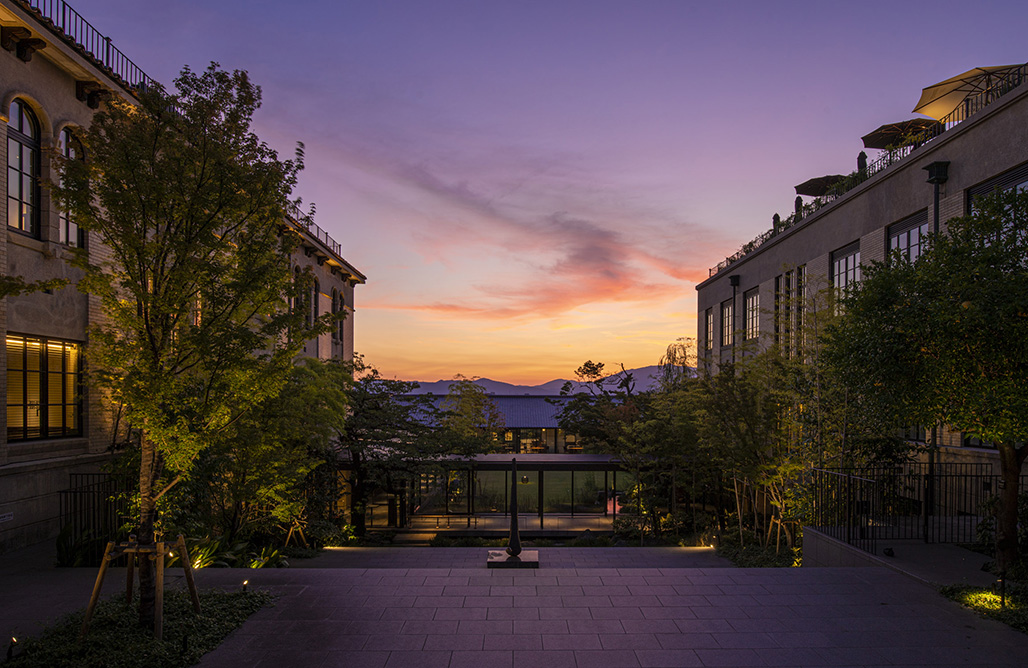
[708,62,1028,278]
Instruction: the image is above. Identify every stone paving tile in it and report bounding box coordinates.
[512,649,576,668]
[423,633,484,650]
[383,650,451,668]
[449,650,514,668]
[540,633,601,650]
[589,606,644,619]
[576,648,641,667]
[484,634,543,650]
[635,648,703,667]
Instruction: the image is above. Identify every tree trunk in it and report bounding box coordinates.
[350,453,367,537]
[732,475,745,547]
[138,435,158,629]
[995,443,1028,574]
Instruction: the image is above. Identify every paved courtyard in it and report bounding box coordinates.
[185,547,1028,668]
[4,545,1028,667]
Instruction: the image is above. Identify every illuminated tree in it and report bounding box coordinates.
[827,187,1028,572]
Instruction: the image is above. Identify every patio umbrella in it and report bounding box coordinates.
[912,64,1023,120]
[794,175,846,197]
[861,118,940,150]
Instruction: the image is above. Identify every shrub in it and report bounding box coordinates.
[6,589,273,668]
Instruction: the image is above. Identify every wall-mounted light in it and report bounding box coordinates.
[923,161,950,185]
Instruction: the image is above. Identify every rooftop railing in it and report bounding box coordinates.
[16,1,349,267]
[708,63,1028,278]
[17,0,157,91]
[288,202,345,260]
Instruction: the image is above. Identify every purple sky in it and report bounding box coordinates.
[81,0,1028,383]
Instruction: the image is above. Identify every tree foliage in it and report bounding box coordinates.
[826,187,1028,570]
[51,63,327,625]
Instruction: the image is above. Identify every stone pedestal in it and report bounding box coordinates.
[487,550,539,569]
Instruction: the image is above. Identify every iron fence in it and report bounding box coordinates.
[58,473,132,565]
[810,463,1028,556]
[17,0,156,90]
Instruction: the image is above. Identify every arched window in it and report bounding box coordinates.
[337,289,346,343]
[331,289,340,342]
[7,99,40,237]
[310,279,319,327]
[57,127,83,247]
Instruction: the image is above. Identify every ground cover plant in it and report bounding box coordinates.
[6,589,273,668]
[941,585,1028,635]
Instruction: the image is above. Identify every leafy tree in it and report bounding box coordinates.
[165,359,349,544]
[439,375,504,458]
[52,63,326,626]
[0,275,67,298]
[336,356,440,536]
[826,187,1028,572]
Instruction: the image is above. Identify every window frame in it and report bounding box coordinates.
[720,299,735,348]
[743,289,759,341]
[7,99,41,238]
[888,210,930,264]
[57,127,84,247]
[6,334,83,442]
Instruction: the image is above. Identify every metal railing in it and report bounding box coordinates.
[709,63,1028,277]
[287,202,344,259]
[810,463,1028,556]
[58,473,132,565]
[16,0,156,90]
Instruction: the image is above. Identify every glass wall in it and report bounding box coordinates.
[542,471,573,513]
[514,470,539,515]
[475,470,507,513]
[574,470,606,514]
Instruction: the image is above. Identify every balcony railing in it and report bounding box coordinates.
[288,202,344,260]
[16,0,156,90]
[708,63,1028,278]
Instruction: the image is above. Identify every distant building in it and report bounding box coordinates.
[696,62,1028,465]
[0,0,363,553]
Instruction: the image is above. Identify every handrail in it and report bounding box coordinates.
[16,0,156,91]
[287,202,344,260]
[708,63,1028,278]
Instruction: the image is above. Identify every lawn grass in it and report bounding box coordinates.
[941,585,1028,635]
[7,589,273,668]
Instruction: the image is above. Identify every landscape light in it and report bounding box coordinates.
[7,637,16,661]
[242,580,249,592]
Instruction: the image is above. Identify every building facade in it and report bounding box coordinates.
[696,63,1028,465]
[0,0,363,553]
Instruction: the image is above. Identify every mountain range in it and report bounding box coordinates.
[407,365,664,395]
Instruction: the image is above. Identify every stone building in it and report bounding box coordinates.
[0,0,363,553]
[696,63,1028,466]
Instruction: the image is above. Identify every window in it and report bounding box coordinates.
[720,299,734,347]
[888,210,930,263]
[311,279,320,325]
[7,335,82,441]
[337,289,346,343]
[331,289,340,342]
[831,242,861,292]
[7,99,40,236]
[704,308,713,351]
[57,127,83,247]
[744,290,759,341]
[898,425,927,443]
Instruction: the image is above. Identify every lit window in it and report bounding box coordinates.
[720,299,734,347]
[6,335,82,441]
[7,99,40,237]
[744,290,759,341]
[704,308,713,351]
[331,289,340,342]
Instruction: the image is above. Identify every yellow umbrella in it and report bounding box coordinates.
[912,64,1024,120]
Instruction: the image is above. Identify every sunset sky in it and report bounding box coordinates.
[84,0,1028,384]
